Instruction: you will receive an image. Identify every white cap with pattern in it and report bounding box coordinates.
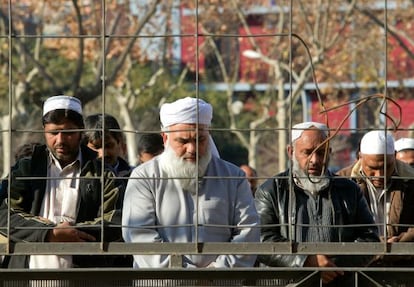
[43,95,82,116]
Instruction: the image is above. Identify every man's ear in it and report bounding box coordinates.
[161,132,168,144]
[287,144,293,159]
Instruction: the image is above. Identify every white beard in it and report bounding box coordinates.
[292,156,330,196]
[159,141,212,192]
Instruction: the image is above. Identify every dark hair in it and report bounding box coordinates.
[240,164,257,177]
[42,109,84,128]
[83,113,123,144]
[137,133,164,156]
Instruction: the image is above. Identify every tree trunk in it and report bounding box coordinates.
[1,116,10,177]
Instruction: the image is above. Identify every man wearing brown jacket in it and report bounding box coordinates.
[337,130,414,266]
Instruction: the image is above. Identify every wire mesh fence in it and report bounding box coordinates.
[0,0,414,286]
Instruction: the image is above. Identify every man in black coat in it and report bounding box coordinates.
[255,122,379,286]
[0,95,123,268]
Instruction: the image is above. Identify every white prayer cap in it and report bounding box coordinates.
[395,138,414,152]
[291,121,328,143]
[43,95,82,116]
[360,130,395,155]
[160,97,212,129]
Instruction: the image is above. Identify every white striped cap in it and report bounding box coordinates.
[43,95,82,116]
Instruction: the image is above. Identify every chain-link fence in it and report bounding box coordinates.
[1,0,414,286]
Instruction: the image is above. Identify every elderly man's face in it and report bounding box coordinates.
[289,129,329,176]
[360,153,395,188]
[163,123,209,162]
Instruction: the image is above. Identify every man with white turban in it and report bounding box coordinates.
[122,97,260,268]
[255,122,378,285]
[338,130,414,266]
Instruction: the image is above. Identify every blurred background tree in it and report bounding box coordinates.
[0,0,412,180]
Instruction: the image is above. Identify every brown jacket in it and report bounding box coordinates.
[338,160,414,241]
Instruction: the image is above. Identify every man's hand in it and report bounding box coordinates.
[304,254,344,284]
[386,236,400,243]
[47,222,96,242]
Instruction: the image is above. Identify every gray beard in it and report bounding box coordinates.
[292,157,330,196]
[159,142,211,192]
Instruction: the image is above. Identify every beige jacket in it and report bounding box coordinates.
[338,159,414,241]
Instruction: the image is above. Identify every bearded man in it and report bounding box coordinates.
[254,122,379,286]
[122,97,260,268]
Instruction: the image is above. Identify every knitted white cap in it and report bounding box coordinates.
[360,130,395,155]
[395,138,414,152]
[43,95,82,116]
[291,121,328,143]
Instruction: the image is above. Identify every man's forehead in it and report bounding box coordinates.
[302,128,326,136]
[44,122,80,130]
[399,149,414,154]
[361,153,394,163]
[296,129,328,143]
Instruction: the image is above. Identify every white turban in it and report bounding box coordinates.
[395,137,414,152]
[291,121,329,143]
[360,130,395,155]
[43,95,82,116]
[160,97,219,158]
[160,97,212,128]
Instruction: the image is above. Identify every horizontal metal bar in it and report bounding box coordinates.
[0,268,312,282]
[1,242,413,256]
[1,268,414,279]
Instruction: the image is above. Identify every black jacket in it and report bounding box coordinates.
[254,170,379,269]
[0,144,123,268]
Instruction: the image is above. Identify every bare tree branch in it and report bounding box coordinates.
[105,0,161,86]
[71,0,85,96]
[355,2,414,60]
[0,9,57,92]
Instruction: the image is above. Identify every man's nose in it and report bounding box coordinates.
[374,169,385,178]
[55,132,65,143]
[186,142,196,154]
[309,152,319,164]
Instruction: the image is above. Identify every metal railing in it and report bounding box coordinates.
[1,267,414,286]
[1,241,414,286]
